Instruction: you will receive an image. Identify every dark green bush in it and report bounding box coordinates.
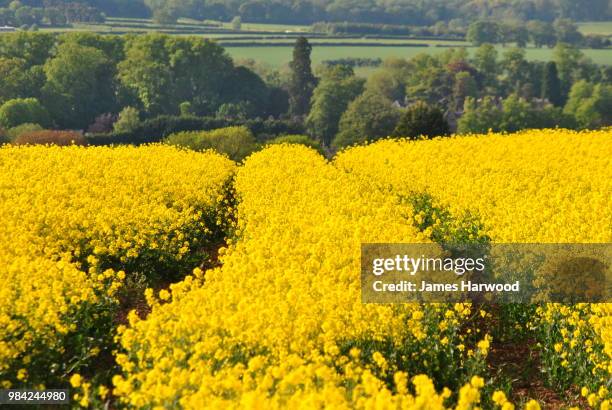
[164,126,258,161]
[393,101,450,139]
[0,128,9,145]
[87,115,304,146]
[0,98,51,129]
[7,123,43,140]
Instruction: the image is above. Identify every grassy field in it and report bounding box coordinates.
[577,21,612,36]
[215,20,310,32]
[44,17,612,40]
[227,45,612,69]
[218,37,467,45]
[41,17,311,35]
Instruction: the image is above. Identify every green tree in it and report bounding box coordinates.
[0,97,50,129]
[0,32,54,67]
[553,18,582,45]
[288,37,317,117]
[513,26,529,48]
[333,92,400,148]
[42,42,115,129]
[452,71,478,110]
[151,4,179,24]
[541,61,563,107]
[8,1,22,12]
[14,6,35,26]
[231,16,242,30]
[118,34,233,116]
[457,97,503,134]
[564,81,612,128]
[364,58,411,102]
[58,32,126,66]
[113,106,140,133]
[179,101,193,116]
[467,21,499,46]
[472,44,498,88]
[218,66,270,118]
[501,48,530,94]
[306,65,364,145]
[404,54,453,105]
[500,94,537,132]
[0,57,30,104]
[216,101,253,121]
[499,22,528,47]
[392,101,449,139]
[553,43,587,93]
[527,20,556,48]
[460,94,573,134]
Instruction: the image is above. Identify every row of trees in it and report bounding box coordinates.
[0,1,103,27]
[8,0,607,26]
[312,18,610,49]
[136,0,612,25]
[467,19,609,48]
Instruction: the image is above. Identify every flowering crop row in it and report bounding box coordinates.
[113,144,496,409]
[0,145,235,390]
[334,129,612,407]
[334,129,611,243]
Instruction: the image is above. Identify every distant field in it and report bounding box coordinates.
[33,17,611,72]
[42,17,612,39]
[227,45,612,69]
[41,17,311,35]
[216,20,310,32]
[218,38,467,46]
[577,21,612,36]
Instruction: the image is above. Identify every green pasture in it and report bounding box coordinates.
[218,37,467,45]
[217,21,310,32]
[577,21,612,36]
[226,45,612,69]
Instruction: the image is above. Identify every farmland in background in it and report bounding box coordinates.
[577,21,612,36]
[32,17,612,73]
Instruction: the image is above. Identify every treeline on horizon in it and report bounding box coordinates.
[314,19,611,50]
[0,0,610,25]
[0,31,610,152]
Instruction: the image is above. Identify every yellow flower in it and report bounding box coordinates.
[158,289,170,301]
[492,390,507,406]
[98,385,109,399]
[525,400,541,410]
[70,374,82,388]
[470,375,485,388]
[16,369,27,381]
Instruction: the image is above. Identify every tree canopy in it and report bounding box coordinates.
[2,0,609,25]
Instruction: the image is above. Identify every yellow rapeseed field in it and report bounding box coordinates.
[112,144,491,409]
[0,145,235,390]
[335,129,612,406]
[1,129,610,409]
[334,129,611,243]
